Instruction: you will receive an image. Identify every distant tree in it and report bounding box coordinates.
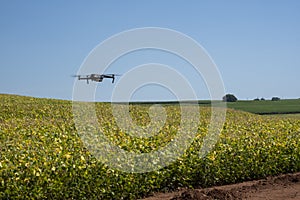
[272,97,280,101]
[223,94,238,102]
[260,98,265,101]
[254,98,260,101]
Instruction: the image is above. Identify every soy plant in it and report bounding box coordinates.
[0,94,300,199]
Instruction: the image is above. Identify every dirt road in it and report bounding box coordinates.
[142,172,300,200]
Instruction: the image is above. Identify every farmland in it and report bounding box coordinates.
[130,99,300,115]
[1,94,300,199]
[225,99,300,115]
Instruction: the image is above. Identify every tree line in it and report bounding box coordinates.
[223,94,281,102]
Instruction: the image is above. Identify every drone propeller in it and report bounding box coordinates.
[104,74,122,76]
[71,75,82,81]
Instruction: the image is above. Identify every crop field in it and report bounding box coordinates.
[132,99,300,115]
[274,113,300,119]
[1,94,300,199]
[222,99,300,114]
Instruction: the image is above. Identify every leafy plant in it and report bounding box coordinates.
[0,94,299,199]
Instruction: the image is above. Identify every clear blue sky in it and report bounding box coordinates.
[0,0,299,101]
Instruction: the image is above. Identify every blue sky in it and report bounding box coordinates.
[0,1,299,101]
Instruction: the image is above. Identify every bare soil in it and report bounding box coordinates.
[141,172,300,200]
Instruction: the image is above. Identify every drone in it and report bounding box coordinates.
[72,74,121,84]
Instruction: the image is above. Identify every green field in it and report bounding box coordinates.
[224,99,300,115]
[130,99,300,115]
[274,113,300,119]
[1,94,300,199]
